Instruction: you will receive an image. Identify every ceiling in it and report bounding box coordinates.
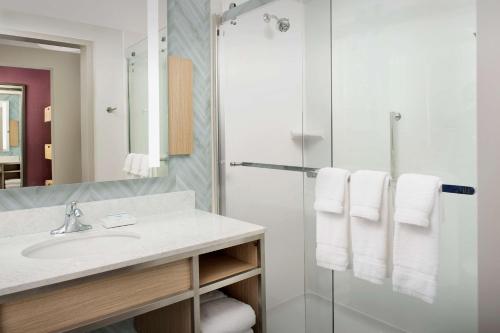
[0,0,147,33]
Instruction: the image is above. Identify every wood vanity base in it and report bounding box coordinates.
[0,260,191,333]
[0,236,266,333]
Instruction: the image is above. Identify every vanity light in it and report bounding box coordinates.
[147,0,160,168]
[37,44,80,54]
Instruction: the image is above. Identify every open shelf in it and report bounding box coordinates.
[199,253,256,286]
[199,242,259,287]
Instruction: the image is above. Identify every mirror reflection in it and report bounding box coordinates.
[0,0,183,189]
[0,85,25,188]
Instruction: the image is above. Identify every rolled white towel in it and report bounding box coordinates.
[201,297,256,333]
[4,178,21,185]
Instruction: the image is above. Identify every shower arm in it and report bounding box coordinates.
[263,14,279,23]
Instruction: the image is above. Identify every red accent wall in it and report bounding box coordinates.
[0,66,51,187]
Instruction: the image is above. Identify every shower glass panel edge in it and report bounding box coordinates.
[302,0,334,332]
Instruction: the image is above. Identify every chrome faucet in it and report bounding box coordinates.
[51,201,92,235]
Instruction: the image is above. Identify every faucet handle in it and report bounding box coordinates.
[74,208,83,218]
[65,201,78,215]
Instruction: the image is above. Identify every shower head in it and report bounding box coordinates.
[263,13,290,32]
[277,18,290,32]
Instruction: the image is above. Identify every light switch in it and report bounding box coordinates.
[44,106,52,123]
[45,144,52,160]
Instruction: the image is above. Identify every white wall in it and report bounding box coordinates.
[0,10,129,182]
[477,0,500,331]
[0,0,147,34]
[0,44,81,185]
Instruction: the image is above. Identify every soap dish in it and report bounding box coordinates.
[101,213,137,229]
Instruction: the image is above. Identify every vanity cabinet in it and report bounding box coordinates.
[0,236,265,333]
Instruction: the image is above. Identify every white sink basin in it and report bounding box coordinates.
[22,232,141,260]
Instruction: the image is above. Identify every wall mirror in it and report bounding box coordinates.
[0,0,194,190]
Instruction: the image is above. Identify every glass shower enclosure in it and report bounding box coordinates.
[218,0,477,332]
[331,0,477,332]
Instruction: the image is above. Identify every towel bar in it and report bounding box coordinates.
[229,162,476,195]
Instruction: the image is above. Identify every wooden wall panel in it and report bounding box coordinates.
[168,56,193,155]
[9,120,18,147]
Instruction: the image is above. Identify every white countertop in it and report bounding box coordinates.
[0,209,265,298]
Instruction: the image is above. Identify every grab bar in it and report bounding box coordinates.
[229,161,476,195]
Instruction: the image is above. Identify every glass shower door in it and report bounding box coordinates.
[219,0,333,332]
[331,0,477,332]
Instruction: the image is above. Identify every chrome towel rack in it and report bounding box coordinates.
[229,162,476,195]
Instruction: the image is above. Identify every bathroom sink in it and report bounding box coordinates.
[22,232,141,260]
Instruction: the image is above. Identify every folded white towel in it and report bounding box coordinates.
[201,297,256,333]
[393,174,441,228]
[314,167,350,271]
[350,171,390,284]
[124,153,151,178]
[350,171,388,221]
[393,174,441,303]
[138,154,151,178]
[4,178,21,185]
[123,154,135,173]
[314,168,349,214]
[130,154,142,176]
[200,290,227,304]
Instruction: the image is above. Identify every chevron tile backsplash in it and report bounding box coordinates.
[165,0,213,212]
[0,0,213,213]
